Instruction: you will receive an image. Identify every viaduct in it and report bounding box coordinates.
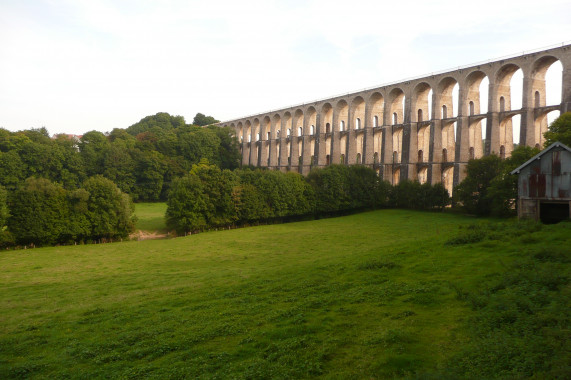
[220,44,571,195]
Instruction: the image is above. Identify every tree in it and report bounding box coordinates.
[192,113,219,126]
[7,178,68,246]
[166,173,209,234]
[544,112,571,147]
[82,176,136,240]
[487,145,540,216]
[453,155,503,215]
[126,112,186,136]
[0,185,8,228]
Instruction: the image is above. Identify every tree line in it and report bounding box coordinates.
[0,112,240,202]
[166,161,450,234]
[0,176,135,247]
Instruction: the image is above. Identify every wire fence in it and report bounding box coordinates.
[220,41,571,124]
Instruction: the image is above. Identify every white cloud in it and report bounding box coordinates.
[0,0,569,134]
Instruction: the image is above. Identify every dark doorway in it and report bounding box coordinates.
[540,202,570,224]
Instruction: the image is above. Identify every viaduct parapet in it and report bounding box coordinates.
[220,44,571,194]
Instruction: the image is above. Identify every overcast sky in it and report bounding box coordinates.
[1,0,570,135]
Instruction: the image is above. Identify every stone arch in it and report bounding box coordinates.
[437,76,458,118]
[272,114,281,139]
[237,122,243,143]
[388,88,405,125]
[442,166,454,196]
[245,120,252,143]
[418,166,428,184]
[293,109,304,136]
[529,55,563,147]
[262,116,271,140]
[306,106,317,134]
[495,63,522,112]
[392,127,403,163]
[351,96,365,130]
[322,103,333,164]
[253,118,261,142]
[465,70,488,115]
[369,92,384,127]
[412,82,432,122]
[335,100,348,132]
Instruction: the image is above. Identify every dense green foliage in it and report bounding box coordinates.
[454,146,540,216]
[6,177,135,246]
[0,112,240,202]
[167,164,449,234]
[544,111,571,147]
[192,112,219,127]
[1,211,569,378]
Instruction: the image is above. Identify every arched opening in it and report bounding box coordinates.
[392,127,403,164]
[253,119,260,142]
[340,154,345,164]
[356,153,361,164]
[418,150,423,163]
[322,103,333,166]
[442,105,448,119]
[310,125,315,135]
[326,123,331,133]
[326,154,330,165]
[442,148,448,162]
[287,129,291,137]
[277,130,280,138]
[389,88,405,126]
[374,152,379,164]
[465,70,489,155]
[469,147,475,160]
[369,92,384,128]
[418,167,428,185]
[351,96,365,130]
[531,57,563,146]
[393,167,400,184]
[500,145,505,159]
[298,127,303,137]
[412,82,432,122]
[496,64,522,146]
[335,100,348,133]
[442,167,454,196]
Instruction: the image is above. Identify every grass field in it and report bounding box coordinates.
[1,209,569,378]
[134,202,168,233]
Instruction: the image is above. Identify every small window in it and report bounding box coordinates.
[469,101,474,116]
[442,105,447,119]
[499,97,505,112]
[355,118,361,130]
[298,127,303,136]
[373,115,378,128]
[340,121,345,131]
[393,113,398,125]
[326,123,331,134]
[418,109,423,122]
[310,125,315,135]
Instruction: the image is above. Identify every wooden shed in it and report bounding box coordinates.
[511,142,571,222]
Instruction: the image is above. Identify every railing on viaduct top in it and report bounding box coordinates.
[219,41,571,124]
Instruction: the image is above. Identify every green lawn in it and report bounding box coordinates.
[0,210,569,378]
[134,202,168,233]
